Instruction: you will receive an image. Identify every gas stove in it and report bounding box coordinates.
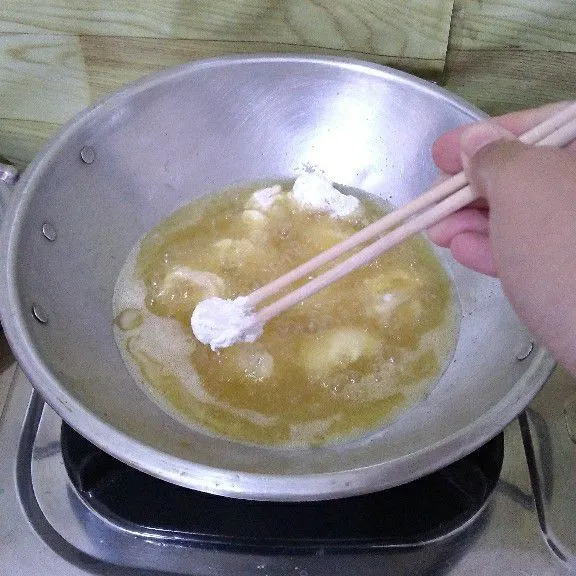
[2,366,576,575]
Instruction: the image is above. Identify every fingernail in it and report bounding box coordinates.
[460,123,514,165]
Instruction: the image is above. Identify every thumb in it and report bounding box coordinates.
[461,121,576,254]
[461,122,576,212]
[459,122,516,186]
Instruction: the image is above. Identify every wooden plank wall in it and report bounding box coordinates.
[445,0,576,114]
[0,0,454,168]
[1,0,575,168]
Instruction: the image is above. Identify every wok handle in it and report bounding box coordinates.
[0,160,19,220]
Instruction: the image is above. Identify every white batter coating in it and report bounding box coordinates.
[191,296,263,350]
[290,173,360,218]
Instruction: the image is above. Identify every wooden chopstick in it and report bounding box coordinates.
[518,101,576,144]
[246,102,576,309]
[251,104,576,326]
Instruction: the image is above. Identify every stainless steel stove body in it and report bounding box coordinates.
[2,367,576,576]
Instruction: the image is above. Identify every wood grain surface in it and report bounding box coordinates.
[0,0,457,165]
[0,0,574,168]
[451,0,576,51]
[81,35,444,103]
[0,118,59,168]
[0,1,454,58]
[0,34,90,123]
[444,49,576,115]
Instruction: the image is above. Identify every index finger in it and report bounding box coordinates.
[432,101,575,174]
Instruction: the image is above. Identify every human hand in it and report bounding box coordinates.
[427,102,576,373]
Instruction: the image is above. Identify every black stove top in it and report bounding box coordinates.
[61,423,504,555]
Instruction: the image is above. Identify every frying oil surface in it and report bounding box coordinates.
[113,181,458,446]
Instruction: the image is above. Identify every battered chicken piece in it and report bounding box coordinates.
[213,238,258,269]
[301,327,381,378]
[148,267,226,323]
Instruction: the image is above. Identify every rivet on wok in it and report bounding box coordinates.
[515,342,534,361]
[32,304,48,324]
[42,222,57,241]
[80,146,95,164]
